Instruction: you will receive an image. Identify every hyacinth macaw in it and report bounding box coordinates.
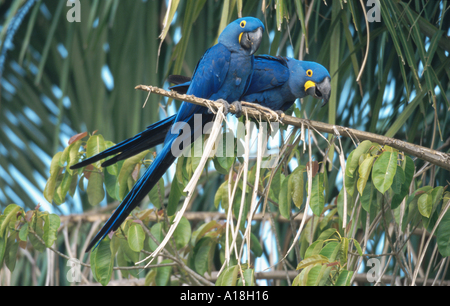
[72,17,265,252]
[129,55,331,146]
[73,55,331,182]
[169,55,331,112]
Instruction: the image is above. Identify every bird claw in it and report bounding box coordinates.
[216,99,230,115]
[275,110,285,120]
[231,101,243,118]
[216,99,243,117]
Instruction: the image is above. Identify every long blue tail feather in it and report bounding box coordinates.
[85,138,177,252]
[70,115,175,170]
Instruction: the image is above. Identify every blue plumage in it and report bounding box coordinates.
[73,17,265,252]
[80,56,331,181]
[170,55,331,111]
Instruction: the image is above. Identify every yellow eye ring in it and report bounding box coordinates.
[306,69,313,77]
[240,20,246,28]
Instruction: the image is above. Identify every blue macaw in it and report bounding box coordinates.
[125,56,331,146]
[72,17,265,252]
[73,56,331,186]
[169,55,331,111]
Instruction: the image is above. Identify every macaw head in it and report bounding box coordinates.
[287,59,331,107]
[218,17,265,55]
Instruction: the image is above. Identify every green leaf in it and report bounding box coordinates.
[403,156,415,183]
[110,234,120,257]
[158,0,180,53]
[68,140,81,171]
[238,269,255,286]
[305,240,324,258]
[104,170,118,200]
[117,150,149,200]
[250,232,263,257]
[214,180,228,210]
[29,218,45,252]
[216,265,239,286]
[319,207,338,230]
[212,157,229,175]
[361,181,376,213]
[418,193,432,218]
[144,269,157,286]
[335,270,354,286]
[155,259,173,286]
[445,192,450,203]
[0,204,21,238]
[339,237,349,264]
[311,264,330,286]
[296,254,329,270]
[168,179,183,216]
[430,187,444,215]
[437,208,450,257]
[317,228,338,241]
[148,223,163,252]
[278,174,291,219]
[55,171,73,204]
[4,234,19,272]
[173,216,191,249]
[43,214,60,248]
[44,151,63,203]
[391,158,411,209]
[289,166,305,208]
[270,168,283,200]
[90,238,114,286]
[294,0,308,51]
[215,129,235,173]
[372,151,398,194]
[176,156,187,187]
[127,223,145,252]
[190,137,202,174]
[119,236,139,264]
[310,173,325,216]
[19,223,29,242]
[352,238,363,256]
[69,173,78,197]
[346,141,373,178]
[391,166,405,194]
[275,0,285,31]
[293,264,314,286]
[86,134,107,169]
[357,155,375,195]
[148,178,165,210]
[344,151,357,197]
[86,171,105,206]
[319,241,340,261]
[191,221,219,246]
[194,237,214,276]
[0,236,6,268]
[35,0,65,84]
[117,237,139,278]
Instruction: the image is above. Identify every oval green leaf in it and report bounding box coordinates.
[418,193,432,218]
[87,171,105,206]
[372,151,398,194]
[128,223,145,252]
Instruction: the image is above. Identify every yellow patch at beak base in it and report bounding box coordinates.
[304,80,316,91]
[239,32,243,44]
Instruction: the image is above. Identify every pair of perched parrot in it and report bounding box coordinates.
[70,17,331,252]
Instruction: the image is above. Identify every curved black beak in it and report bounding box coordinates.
[305,76,331,107]
[240,27,263,55]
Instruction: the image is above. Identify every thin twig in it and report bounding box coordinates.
[28,229,175,271]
